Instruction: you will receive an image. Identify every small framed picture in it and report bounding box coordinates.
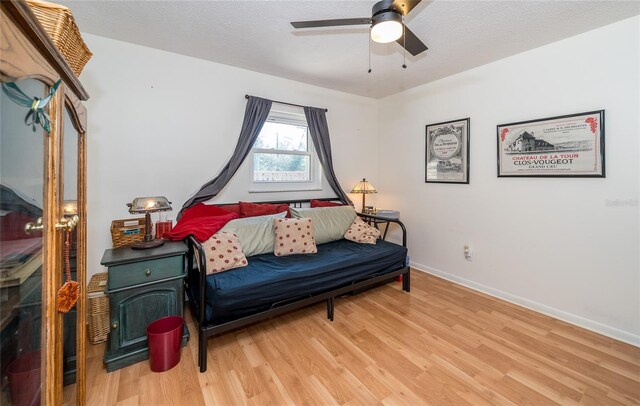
[425,118,470,184]
[497,110,605,178]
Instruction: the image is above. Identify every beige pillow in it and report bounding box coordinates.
[201,231,248,274]
[344,217,381,244]
[220,212,287,257]
[289,206,357,245]
[273,218,318,256]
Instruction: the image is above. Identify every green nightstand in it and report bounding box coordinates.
[101,241,189,372]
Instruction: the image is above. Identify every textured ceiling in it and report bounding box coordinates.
[62,0,640,98]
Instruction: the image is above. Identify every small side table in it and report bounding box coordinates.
[369,210,400,240]
[101,241,189,372]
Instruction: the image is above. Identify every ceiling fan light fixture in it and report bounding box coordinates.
[370,11,402,43]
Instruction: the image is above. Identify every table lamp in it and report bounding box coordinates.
[126,196,172,249]
[351,178,377,213]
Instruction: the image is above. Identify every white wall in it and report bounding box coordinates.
[80,34,379,281]
[81,17,639,345]
[377,16,640,345]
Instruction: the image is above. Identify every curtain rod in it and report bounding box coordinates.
[245,94,328,112]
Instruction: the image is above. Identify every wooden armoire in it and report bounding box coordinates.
[1,0,88,404]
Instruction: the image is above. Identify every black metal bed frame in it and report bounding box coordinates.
[183,198,410,373]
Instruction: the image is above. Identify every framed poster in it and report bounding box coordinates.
[497,110,605,177]
[425,118,470,184]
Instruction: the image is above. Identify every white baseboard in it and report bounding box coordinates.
[409,261,640,348]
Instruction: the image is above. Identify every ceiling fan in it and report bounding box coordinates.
[291,0,428,57]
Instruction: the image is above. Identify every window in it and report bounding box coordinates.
[250,107,321,192]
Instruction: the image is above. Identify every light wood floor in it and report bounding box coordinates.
[65,270,640,405]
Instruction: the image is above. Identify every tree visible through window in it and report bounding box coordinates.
[252,115,314,183]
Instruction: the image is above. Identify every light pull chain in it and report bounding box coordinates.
[402,16,407,69]
[368,27,372,73]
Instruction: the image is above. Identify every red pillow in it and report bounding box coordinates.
[274,204,291,218]
[310,199,343,208]
[164,212,238,242]
[239,201,290,218]
[180,203,230,222]
[222,204,240,215]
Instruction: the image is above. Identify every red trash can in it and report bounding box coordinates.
[147,316,183,372]
[7,351,41,406]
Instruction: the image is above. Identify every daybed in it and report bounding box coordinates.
[184,199,409,373]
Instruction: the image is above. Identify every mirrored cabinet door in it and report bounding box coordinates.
[62,105,79,392]
[0,78,48,406]
[61,103,86,405]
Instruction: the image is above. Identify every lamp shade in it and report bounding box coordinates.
[351,178,377,194]
[126,196,172,250]
[370,11,403,44]
[127,196,172,214]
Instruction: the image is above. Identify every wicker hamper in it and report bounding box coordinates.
[26,0,93,76]
[110,218,146,249]
[87,272,109,344]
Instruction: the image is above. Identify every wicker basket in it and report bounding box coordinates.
[110,218,146,249]
[87,272,109,344]
[26,0,93,76]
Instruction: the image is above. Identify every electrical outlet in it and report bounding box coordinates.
[464,245,472,261]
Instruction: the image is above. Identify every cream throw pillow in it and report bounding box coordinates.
[220,212,287,257]
[289,206,357,244]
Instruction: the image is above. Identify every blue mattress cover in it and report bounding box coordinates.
[195,238,407,323]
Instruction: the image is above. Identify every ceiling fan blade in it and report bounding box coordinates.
[291,18,371,29]
[397,25,428,56]
[391,0,422,16]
